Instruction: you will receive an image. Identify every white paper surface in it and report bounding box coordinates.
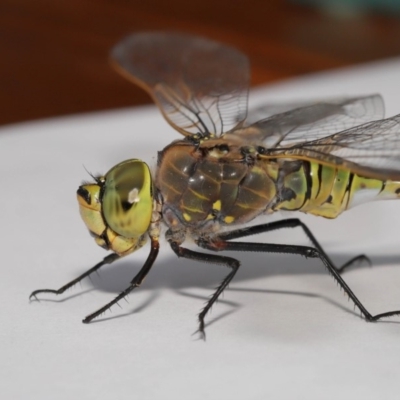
[2,58,400,399]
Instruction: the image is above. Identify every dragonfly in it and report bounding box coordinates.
[30,32,400,337]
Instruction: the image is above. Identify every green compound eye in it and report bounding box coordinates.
[102,159,153,239]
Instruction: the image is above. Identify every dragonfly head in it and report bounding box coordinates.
[77,159,154,256]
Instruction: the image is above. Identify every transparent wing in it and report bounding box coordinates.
[239,96,373,125]
[260,114,400,181]
[111,32,250,137]
[234,94,384,146]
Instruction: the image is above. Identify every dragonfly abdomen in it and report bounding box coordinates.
[274,160,400,218]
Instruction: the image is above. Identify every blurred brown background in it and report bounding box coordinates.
[1,0,400,126]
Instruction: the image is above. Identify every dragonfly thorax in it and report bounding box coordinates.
[156,138,278,231]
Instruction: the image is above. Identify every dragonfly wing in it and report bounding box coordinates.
[111,32,250,137]
[240,95,383,125]
[234,94,384,146]
[260,114,400,181]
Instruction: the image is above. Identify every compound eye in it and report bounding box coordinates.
[102,160,153,238]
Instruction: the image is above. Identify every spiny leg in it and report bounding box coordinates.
[336,254,371,274]
[82,239,159,323]
[29,253,120,299]
[197,234,400,323]
[216,218,370,273]
[169,241,240,339]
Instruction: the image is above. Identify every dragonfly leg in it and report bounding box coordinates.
[197,234,400,324]
[29,253,120,299]
[169,241,240,340]
[82,239,159,323]
[335,254,371,273]
[216,218,370,273]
